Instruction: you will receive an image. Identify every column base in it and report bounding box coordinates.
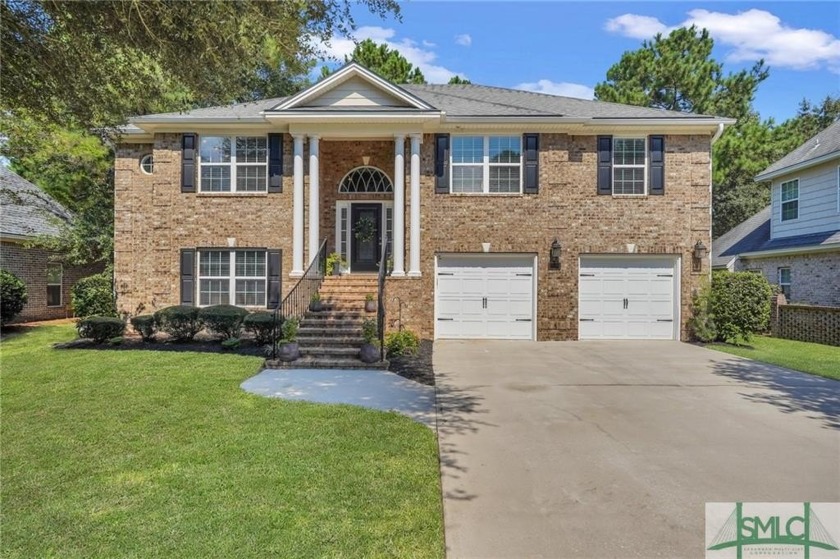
[290,270,304,278]
[390,270,406,277]
[407,271,422,278]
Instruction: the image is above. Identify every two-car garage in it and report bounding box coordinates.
[434,253,680,341]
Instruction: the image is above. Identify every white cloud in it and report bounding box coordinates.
[514,80,595,100]
[455,34,472,47]
[605,9,840,73]
[317,26,459,83]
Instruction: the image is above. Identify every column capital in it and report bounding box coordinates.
[292,133,306,142]
[393,133,406,141]
[308,134,320,142]
[409,133,423,143]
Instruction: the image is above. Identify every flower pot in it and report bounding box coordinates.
[359,343,380,363]
[277,342,300,362]
[310,300,323,312]
[365,300,376,313]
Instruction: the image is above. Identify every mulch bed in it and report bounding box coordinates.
[388,340,434,386]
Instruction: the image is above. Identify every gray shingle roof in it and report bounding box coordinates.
[132,96,288,121]
[758,119,840,179]
[712,204,840,267]
[0,166,71,239]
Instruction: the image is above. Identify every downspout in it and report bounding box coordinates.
[707,122,725,278]
[710,122,725,145]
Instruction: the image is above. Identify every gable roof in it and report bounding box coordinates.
[0,166,71,240]
[756,119,840,182]
[712,204,840,266]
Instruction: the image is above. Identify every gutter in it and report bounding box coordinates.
[739,242,840,259]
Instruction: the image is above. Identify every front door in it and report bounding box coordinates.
[350,204,382,272]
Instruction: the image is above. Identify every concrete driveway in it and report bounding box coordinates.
[434,340,840,559]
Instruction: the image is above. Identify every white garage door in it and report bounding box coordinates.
[436,255,536,340]
[579,256,679,340]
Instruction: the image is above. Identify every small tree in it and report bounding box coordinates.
[0,269,28,325]
[710,271,772,343]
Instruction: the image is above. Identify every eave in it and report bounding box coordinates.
[739,242,840,259]
[755,151,840,182]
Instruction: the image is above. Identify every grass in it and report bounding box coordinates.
[708,335,840,381]
[0,324,444,558]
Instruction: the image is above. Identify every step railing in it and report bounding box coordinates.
[271,238,327,359]
[376,236,392,362]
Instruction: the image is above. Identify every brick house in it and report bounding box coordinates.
[0,167,100,322]
[115,63,731,341]
[713,120,840,306]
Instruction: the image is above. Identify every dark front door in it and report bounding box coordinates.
[350,204,382,272]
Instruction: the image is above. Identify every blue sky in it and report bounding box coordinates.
[318,1,840,122]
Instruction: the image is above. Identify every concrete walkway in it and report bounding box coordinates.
[435,340,840,559]
[241,368,436,427]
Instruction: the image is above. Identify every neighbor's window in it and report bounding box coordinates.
[451,135,522,194]
[780,179,798,221]
[778,267,791,299]
[199,136,267,193]
[139,153,154,175]
[47,263,62,307]
[613,138,646,195]
[198,250,266,306]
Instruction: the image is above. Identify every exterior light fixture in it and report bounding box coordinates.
[550,238,562,269]
[693,240,708,260]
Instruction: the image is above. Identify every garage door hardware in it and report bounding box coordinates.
[623,298,629,309]
[657,319,674,322]
[515,318,532,322]
[579,318,595,322]
[580,273,595,277]
[515,273,532,277]
[657,274,673,277]
[482,297,487,308]
[438,272,455,276]
[437,318,454,321]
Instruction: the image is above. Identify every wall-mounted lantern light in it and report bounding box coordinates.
[693,240,707,260]
[550,238,562,269]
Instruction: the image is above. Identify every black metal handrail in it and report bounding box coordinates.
[377,235,391,362]
[272,238,328,359]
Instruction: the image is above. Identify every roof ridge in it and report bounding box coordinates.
[407,85,558,115]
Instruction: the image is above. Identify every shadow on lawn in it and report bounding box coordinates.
[711,357,840,430]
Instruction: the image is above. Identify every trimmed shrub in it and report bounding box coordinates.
[0,269,28,325]
[77,316,125,343]
[71,272,116,318]
[154,305,202,341]
[221,338,241,350]
[710,271,773,343]
[385,329,419,357]
[130,314,157,342]
[280,317,299,343]
[361,318,378,345]
[198,305,249,339]
[688,280,717,343]
[244,311,281,345]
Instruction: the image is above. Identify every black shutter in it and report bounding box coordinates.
[649,135,665,195]
[180,249,196,306]
[523,133,539,194]
[181,133,196,193]
[434,133,450,193]
[597,135,612,195]
[267,249,281,309]
[268,133,283,193]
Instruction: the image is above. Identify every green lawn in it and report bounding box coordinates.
[709,335,840,381]
[0,324,444,558]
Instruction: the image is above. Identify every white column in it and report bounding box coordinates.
[308,135,320,266]
[408,134,422,277]
[392,134,406,276]
[291,134,305,276]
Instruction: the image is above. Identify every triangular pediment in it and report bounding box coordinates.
[268,62,435,112]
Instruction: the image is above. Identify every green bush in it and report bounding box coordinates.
[71,272,116,318]
[385,329,419,357]
[221,337,240,350]
[154,305,202,341]
[688,280,717,343]
[361,318,378,344]
[280,317,299,343]
[198,305,249,339]
[710,271,773,343]
[0,269,28,325]
[130,314,156,342]
[243,311,281,345]
[77,316,125,343]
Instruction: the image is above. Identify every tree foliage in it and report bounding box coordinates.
[448,76,471,85]
[322,39,426,84]
[2,0,400,128]
[709,271,772,343]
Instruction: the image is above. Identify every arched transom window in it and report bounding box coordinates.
[338,166,393,193]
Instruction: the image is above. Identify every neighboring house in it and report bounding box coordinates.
[713,120,840,306]
[115,62,731,341]
[0,167,100,322]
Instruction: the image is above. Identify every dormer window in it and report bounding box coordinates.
[780,179,798,221]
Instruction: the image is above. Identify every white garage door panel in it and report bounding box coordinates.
[436,255,535,340]
[579,257,678,340]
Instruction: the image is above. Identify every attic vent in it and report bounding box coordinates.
[338,166,393,193]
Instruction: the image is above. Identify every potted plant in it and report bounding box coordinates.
[359,318,380,363]
[364,293,376,313]
[309,292,323,312]
[276,317,300,362]
[326,252,346,276]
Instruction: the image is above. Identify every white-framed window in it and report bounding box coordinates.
[780,178,798,221]
[451,135,522,194]
[778,267,791,299]
[613,138,646,195]
[198,250,266,306]
[199,136,267,193]
[46,263,62,307]
[139,153,154,175]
